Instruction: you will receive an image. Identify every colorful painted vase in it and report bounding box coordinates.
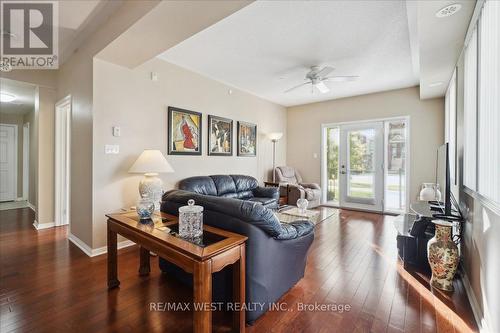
[427,219,459,291]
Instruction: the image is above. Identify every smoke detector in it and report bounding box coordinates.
[436,4,462,18]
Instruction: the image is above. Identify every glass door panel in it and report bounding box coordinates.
[325,127,340,204]
[384,120,407,212]
[339,122,383,211]
[347,128,376,202]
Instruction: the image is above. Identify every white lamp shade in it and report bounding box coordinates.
[268,132,283,141]
[129,150,174,174]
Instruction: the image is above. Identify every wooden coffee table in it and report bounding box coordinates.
[106,211,248,333]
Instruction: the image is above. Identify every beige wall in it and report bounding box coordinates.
[454,53,499,332]
[36,87,56,224]
[0,112,24,197]
[92,57,286,248]
[287,87,444,204]
[23,109,37,206]
[56,1,160,246]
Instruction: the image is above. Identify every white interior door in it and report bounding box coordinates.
[0,124,17,202]
[55,97,71,226]
[339,122,384,212]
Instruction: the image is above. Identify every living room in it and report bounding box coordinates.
[0,1,498,332]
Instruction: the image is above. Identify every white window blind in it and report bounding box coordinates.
[445,70,457,186]
[478,0,500,203]
[463,27,477,190]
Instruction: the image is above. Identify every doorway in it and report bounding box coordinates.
[321,117,409,213]
[55,96,71,226]
[0,124,18,201]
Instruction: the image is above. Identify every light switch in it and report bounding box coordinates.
[105,145,120,154]
[313,153,318,159]
[112,126,121,137]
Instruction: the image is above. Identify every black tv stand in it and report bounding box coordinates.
[395,202,463,271]
[394,213,433,271]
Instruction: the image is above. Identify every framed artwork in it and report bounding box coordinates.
[208,115,233,156]
[167,106,202,155]
[237,121,257,156]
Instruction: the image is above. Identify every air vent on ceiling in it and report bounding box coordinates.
[436,4,462,18]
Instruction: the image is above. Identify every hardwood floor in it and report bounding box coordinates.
[0,207,477,333]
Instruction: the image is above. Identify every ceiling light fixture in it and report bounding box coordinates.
[429,81,444,87]
[0,92,16,102]
[436,4,462,18]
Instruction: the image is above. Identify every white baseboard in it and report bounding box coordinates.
[459,269,491,333]
[33,220,55,230]
[27,202,36,212]
[68,232,93,256]
[68,232,136,257]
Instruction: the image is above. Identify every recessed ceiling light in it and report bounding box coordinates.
[0,92,16,102]
[429,81,444,87]
[436,4,462,18]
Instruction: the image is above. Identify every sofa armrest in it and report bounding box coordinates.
[275,221,314,240]
[299,182,321,190]
[252,186,279,199]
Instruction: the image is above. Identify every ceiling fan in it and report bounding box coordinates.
[284,66,359,94]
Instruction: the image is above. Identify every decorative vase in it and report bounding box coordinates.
[420,183,438,201]
[178,199,203,239]
[137,197,155,220]
[427,219,459,291]
[297,198,309,214]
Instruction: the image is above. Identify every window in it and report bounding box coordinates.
[325,127,340,203]
[445,69,457,186]
[478,0,500,203]
[384,120,407,212]
[463,27,478,190]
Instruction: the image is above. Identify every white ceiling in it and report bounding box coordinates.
[159,0,419,107]
[158,0,474,107]
[415,0,475,99]
[0,78,36,115]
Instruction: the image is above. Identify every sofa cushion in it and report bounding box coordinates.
[210,175,237,196]
[231,175,258,192]
[179,176,217,196]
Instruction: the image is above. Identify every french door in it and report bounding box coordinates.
[339,122,384,212]
[322,118,408,213]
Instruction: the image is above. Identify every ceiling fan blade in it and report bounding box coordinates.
[316,66,334,78]
[323,75,359,82]
[314,81,330,94]
[284,82,309,93]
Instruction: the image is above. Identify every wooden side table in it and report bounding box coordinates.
[106,211,248,333]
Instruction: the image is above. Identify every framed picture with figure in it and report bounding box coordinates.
[237,121,257,157]
[208,115,233,156]
[167,106,202,155]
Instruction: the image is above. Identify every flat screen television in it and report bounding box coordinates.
[434,143,453,217]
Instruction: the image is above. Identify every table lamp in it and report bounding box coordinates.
[129,150,174,210]
[268,132,283,182]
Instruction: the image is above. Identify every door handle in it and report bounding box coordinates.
[340,171,346,174]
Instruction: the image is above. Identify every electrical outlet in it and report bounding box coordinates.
[105,145,120,154]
